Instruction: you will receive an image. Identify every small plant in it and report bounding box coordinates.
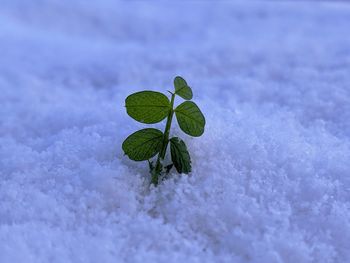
[122,76,206,186]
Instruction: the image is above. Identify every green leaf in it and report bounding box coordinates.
[174,76,193,100]
[125,91,170,124]
[122,128,163,161]
[175,101,205,137]
[170,137,191,174]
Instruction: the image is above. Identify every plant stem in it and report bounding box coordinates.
[151,93,176,185]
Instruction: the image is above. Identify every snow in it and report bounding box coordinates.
[1,1,350,262]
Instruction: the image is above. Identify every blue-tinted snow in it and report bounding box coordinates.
[0,1,350,262]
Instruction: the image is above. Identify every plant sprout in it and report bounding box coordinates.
[122,76,205,185]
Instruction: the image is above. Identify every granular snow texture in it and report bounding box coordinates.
[1,1,350,262]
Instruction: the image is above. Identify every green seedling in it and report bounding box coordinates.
[122,76,205,186]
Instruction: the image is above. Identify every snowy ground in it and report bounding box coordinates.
[1,1,350,262]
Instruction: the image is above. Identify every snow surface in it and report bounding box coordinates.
[1,1,350,262]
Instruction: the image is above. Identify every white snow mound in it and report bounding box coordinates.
[0,1,350,262]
